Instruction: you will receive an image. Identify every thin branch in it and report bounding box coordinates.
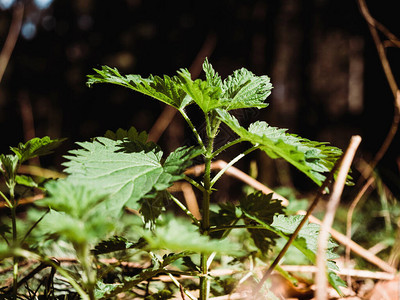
[169,193,201,226]
[0,2,24,83]
[315,135,362,300]
[357,0,400,182]
[252,153,343,297]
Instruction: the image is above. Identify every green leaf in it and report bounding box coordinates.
[239,192,285,254]
[0,154,19,183]
[177,68,226,113]
[87,66,191,110]
[63,136,199,217]
[221,67,272,110]
[10,136,65,163]
[37,180,115,244]
[104,126,150,143]
[93,236,147,255]
[15,175,38,188]
[202,57,223,89]
[271,215,345,295]
[144,217,241,255]
[62,137,165,216]
[217,110,342,185]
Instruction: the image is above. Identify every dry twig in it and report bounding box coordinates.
[315,135,362,300]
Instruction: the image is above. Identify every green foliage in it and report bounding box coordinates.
[143,217,241,255]
[271,215,346,294]
[0,59,348,299]
[62,135,200,217]
[217,109,342,185]
[93,236,147,255]
[36,180,115,244]
[10,136,66,164]
[87,66,191,110]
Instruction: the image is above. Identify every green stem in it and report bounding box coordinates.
[169,193,201,226]
[210,145,259,187]
[9,183,18,299]
[210,138,243,159]
[184,175,205,193]
[0,190,12,208]
[208,224,265,233]
[180,109,205,151]
[77,243,96,300]
[199,113,216,300]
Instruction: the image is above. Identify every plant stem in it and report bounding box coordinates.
[8,182,19,300]
[210,144,259,187]
[169,193,201,226]
[180,109,206,151]
[199,113,216,300]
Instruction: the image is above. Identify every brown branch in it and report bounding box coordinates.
[357,0,400,181]
[315,135,362,300]
[0,2,24,83]
[148,33,217,142]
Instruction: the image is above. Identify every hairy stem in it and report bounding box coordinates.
[199,113,216,300]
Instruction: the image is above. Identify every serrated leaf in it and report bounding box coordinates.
[178,68,226,113]
[93,236,147,255]
[87,66,191,110]
[144,218,241,255]
[221,67,272,110]
[10,136,65,163]
[104,127,150,144]
[239,192,285,254]
[62,137,199,217]
[203,57,223,89]
[217,110,342,185]
[62,137,165,216]
[210,202,241,239]
[271,214,344,295]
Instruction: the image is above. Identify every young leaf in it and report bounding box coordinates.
[144,218,242,255]
[177,68,226,113]
[217,109,342,185]
[87,66,191,110]
[15,175,38,188]
[0,154,19,183]
[202,57,223,89]
[221,67,272,110]
[10,136,65,163]
[104,127,150,144]
[37,180,115,244]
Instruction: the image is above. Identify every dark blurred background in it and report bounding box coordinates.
[1,0,399,198]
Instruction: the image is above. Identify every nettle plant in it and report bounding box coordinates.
[0,58,346,299]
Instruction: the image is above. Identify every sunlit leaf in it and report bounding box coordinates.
[87,66,191,110]
[217,109,342,185]
[10,136,65,163]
